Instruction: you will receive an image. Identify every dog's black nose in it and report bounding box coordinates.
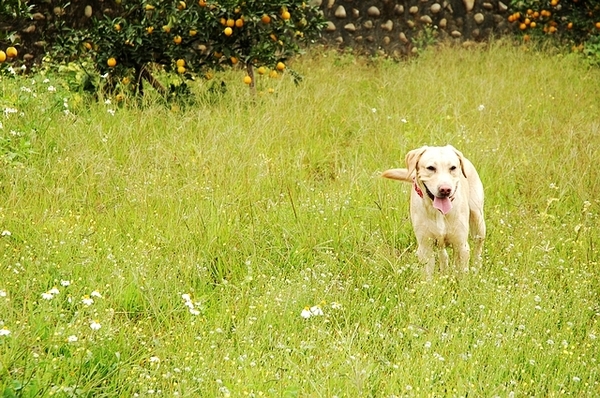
[438,186,452,197]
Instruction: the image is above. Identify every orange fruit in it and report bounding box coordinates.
[177,1,186,10]
[519,23,527,30]
[84,42,92,50]
[176,59,185,67]
[269,70,278,78]
[530,21,536,28]
[177,66,186,74]
[189,29,197,36]
[523,34,530,42]
[596,22,600,29]
[524,18,530,25]
[550,0,558,5]
[107,57,117,67]
[276,61,285,71]
[0,51,6,63]
[281,11,291,20]
[230,56,238,64]
[261,14,271,24]
[548,25,557,33]
[226,19,235,27]
[114,24,121,31]
[257,66,266,75]
[567,22,573,29]
[235,18,244,28]
[173,35,182,44]
[243,75,252,85]
[224,27,233,36]
[198,0,206,6]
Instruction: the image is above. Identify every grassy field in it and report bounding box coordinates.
[0,40,599,397]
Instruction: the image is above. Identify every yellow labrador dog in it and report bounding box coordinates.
[382,145,485,278]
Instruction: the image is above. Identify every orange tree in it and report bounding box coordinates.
[508,0,600,42]
[81,0,325,95]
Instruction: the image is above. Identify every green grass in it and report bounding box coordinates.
[1,40,599,397]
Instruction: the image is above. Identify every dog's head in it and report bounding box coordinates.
[406,145,467,214]
[406,145,466,180]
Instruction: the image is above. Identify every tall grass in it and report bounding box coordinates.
[0,40,599,396]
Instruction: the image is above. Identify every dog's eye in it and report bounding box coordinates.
[427,166,436,171]
[450,166,457,171]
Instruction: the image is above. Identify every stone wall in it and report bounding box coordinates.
[317,0,512,56]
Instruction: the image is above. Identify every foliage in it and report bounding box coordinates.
[583,33,600,66]
[72,0,326,94]
[508,0,600,42]
[0,0,34,21]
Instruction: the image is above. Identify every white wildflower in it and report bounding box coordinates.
[90,320,101,330]
[300,307,312,319]
[81,295,94,306]
[41,292,54,300]
[310,305,324,316]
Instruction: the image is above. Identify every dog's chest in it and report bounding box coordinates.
[410,195,469,241]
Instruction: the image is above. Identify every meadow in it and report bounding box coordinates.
[0,40,599,397]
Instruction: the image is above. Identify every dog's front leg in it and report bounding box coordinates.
[416,238,436,279]
[439,247,449,272]
[454,242,470,272]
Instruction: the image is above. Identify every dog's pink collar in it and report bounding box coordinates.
[413,179,424,198]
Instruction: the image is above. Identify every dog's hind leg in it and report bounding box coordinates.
[470,209,486,267]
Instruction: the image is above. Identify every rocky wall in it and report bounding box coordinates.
[316,0,513,56]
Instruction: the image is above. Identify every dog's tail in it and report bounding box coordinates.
[381,168,413,183]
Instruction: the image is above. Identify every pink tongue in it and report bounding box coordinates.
[433,197,452,215]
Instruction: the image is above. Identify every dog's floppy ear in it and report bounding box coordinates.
[405,146,428,178]
[381,168,411,182]
[448,145,467,178]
